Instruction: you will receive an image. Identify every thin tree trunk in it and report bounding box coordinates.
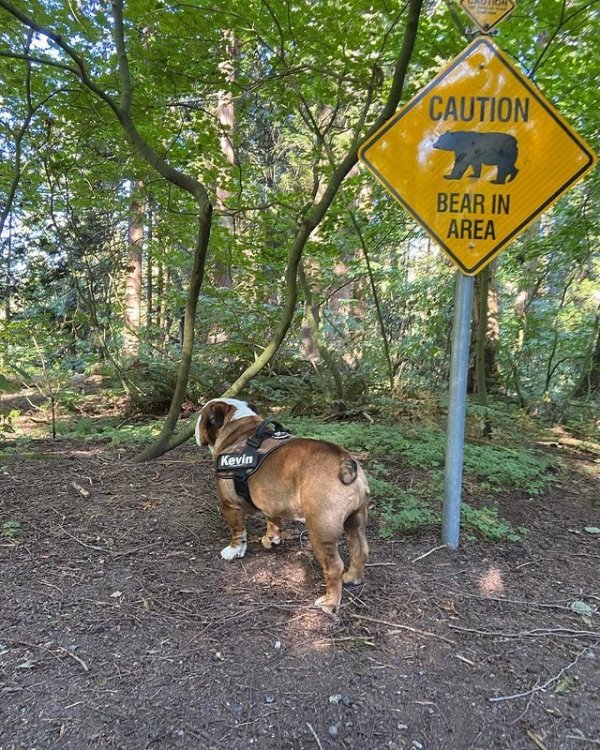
[299,262,345,405]
[3,216,12,320]
[146,194,154,331]
[123,180,144,359]
[475,266,489,407]
[345,204,394,391]
[571,313,600,398]
[214,32,238,289]
[474,266,494,437]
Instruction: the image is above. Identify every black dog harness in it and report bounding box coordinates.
[215,419,293,509]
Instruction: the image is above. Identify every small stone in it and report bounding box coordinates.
[265,694,275,704]
[411,741,424,749]
[274,641,281,650]
[328,721,341,737]
[232,703,244,719]
[329,693,352,707]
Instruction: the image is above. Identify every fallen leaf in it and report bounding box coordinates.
[554,676,576,694]
[570,600,595,617]
[16,658,36,670]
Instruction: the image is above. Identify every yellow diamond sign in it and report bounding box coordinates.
[459,0,515,32]
[358,38,597,275]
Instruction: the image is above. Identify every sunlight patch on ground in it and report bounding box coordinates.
[285,607,334,650]
[251,558,308,587]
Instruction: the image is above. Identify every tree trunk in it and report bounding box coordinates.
[214,32,238,289]
[299,262,345,405]
[146,194,154,332]
[2,217,11,321]
[474,266,489,406]
[123,180,144,359]
[571,313,600,398]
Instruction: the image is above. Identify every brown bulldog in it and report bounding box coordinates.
[195,398,369,614]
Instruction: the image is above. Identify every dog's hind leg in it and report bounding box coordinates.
[342,506,369,586]
[261,517,283,549]
[309,530,344,614]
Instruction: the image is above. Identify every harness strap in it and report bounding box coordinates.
[215,419,292,508]
[245,418,288,448]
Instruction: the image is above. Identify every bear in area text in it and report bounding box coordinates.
[433,130,519,185]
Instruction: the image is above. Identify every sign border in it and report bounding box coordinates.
[459,0,515,33]
[358,37,597,275]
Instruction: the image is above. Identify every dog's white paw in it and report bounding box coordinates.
[221,541,247,560]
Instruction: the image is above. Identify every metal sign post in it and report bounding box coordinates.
[442,271,474,548]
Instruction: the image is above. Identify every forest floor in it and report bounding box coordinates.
[1,404,599,750]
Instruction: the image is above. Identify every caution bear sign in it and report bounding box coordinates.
[359,38,597,275]
[459,0,515,33]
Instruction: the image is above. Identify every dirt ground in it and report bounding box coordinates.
[1,423,599,749]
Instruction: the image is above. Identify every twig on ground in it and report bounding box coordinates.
[565,734,600,745]
[489,642,596,703]
[412,544,446,563]
[353,614,456,645]
[514,558,545,570]
[55,522,161,558]
[59,646,89,672]
[306,722,324,750]
[448,624,600,639]
[461,594,580,612]
[56,525,108,553]
[19,641,88,672]
[570,552,600,560]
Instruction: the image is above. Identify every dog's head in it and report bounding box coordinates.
[195,398,258,451]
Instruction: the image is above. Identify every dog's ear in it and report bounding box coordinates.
[247,403,259,415]
[206,401,229,428]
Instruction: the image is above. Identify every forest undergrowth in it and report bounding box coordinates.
[4,381,598,545]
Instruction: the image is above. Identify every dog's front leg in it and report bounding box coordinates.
[261,517,283,550]
[219,495,247,561]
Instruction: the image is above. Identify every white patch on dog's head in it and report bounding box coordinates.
[194,410,203,446]
[195,398,258,448]
[212,398,257,421]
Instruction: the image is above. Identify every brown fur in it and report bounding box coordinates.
[197,400,370,614]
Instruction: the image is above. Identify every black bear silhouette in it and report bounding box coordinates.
[433,130,519,185]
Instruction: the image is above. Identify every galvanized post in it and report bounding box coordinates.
[442,271,474,549]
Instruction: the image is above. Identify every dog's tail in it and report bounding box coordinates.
[339,457,358,485]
